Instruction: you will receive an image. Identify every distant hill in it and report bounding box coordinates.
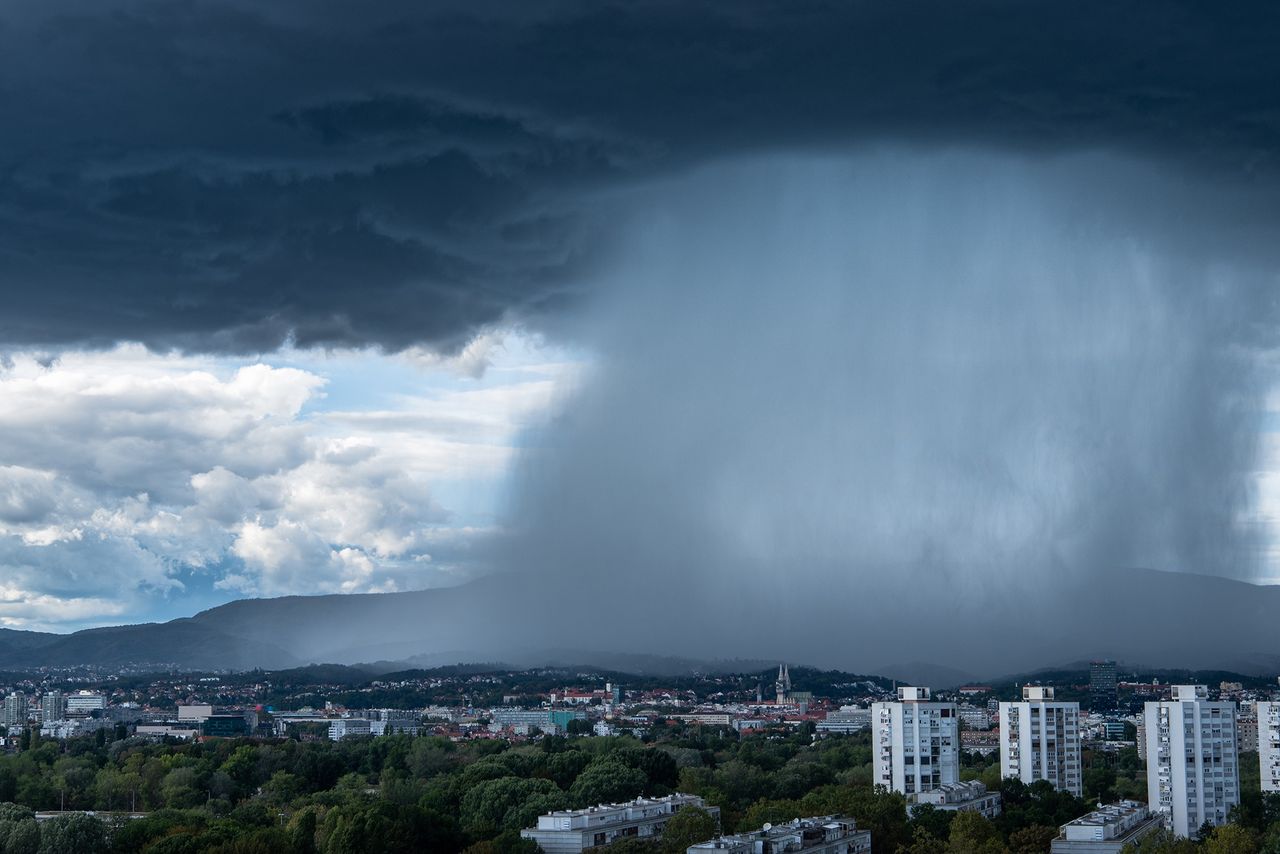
[0,568,1275,678]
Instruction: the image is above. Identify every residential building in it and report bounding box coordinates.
[521,794,717,854]
[1256,702,1280,793]
[1144,685,1239,837]
[39,691,66,723]
[818,707,871,735]
[2,693,27,729]
[1090,661,1118,711]
[687,815,869,854]
[490,708,586,734]
[872,687,959,795]
[909,781,1002,819]
[959,706,992,731]
[1050,801,1162,854]
[999,687,1082,796]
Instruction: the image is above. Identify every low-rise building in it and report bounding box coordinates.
[818,707,871,735]
[65,692,107,715]
[521,794,717,854]
[688,815,870,854]
[1050,801,1162,854]
[329,719,372,740]
[136,724,199,740]
[201,714,249,738]
[909,781,1002,819]
[178,704,214,723]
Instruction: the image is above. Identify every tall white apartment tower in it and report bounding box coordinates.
[872,686,959,795]
[1256,702,1280,793]
[999,686,1082,796]
[1144,685,1239,838]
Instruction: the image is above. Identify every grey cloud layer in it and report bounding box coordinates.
[3,1,1280,351]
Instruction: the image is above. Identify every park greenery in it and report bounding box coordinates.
[0,723,1268,854]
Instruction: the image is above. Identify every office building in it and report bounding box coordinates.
[908,781,1002,819]
[66,692,107,715]
[1090,662,1118,711]
[39,691,65,723]
[2,693,27,729]
[328,719,372,740]
[872,687,959,795]
[201,714,249,738]
[521,794,717,854]
[178,705,214,723]
[1256,702,1280,793]
[687,816,870,854]
[999,687,1082,796]
[1050,801,1162,854]
[1144,685,1239,837]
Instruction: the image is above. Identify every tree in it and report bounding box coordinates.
[1206,825,1260,854]
[903,827,948,854]
[947,811,1007,854]
[460,775,567,837]
[36,813,108,854]
[569,760,648,808]
[659,806,719,854]
[1121,828,1198,854]
[910,804,955,842]
[1009,825,1057,854]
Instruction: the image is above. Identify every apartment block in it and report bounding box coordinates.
[1144,685,1239,837]
[999,686,1082,796]
[1256,701,1280,793]
[872,687,959,795]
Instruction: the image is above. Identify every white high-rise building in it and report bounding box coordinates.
[872,686,959,795]
[999,686,1082,796]
[2,692,28,729]
[1144,685,1239,838]
[1256,702,1280,793]
[39,691,66,723]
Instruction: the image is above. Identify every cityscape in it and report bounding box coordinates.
[3,1,1280,853]
[0,659,1272,852]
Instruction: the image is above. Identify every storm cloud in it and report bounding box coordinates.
[3,1,1280,352]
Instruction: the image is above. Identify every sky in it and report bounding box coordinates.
[2,1,1280,649]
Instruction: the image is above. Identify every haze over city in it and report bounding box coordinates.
[1,1,1279,677]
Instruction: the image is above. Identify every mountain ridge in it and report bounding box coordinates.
[0,568,1275,678]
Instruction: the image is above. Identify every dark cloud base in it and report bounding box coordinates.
[2,1,1280,352]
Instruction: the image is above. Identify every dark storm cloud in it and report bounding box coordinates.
[2,0,1279,352]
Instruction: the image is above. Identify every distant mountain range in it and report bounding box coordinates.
[0,568,1276,681]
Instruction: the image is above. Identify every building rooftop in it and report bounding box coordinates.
[689,816,864,852]
[1060,801,1152,842]
[912,781,992,806]
[532,794,710,831]
[1171,685,1209,701]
